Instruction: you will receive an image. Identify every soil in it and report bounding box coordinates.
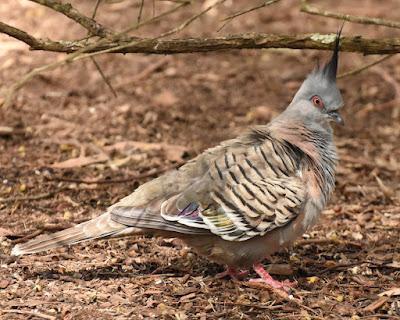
[0,1,399,319]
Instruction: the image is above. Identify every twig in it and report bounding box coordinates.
[12,221,88,243]
[0,309,56,320]
[219,0,281,31]
[137,0,145,24]
[338,54,395,79]
[91,0,102,19]
[29,0,113,37]
[2,23,400,56]
[0,0,220,108]
[0,189,66,203]
[88,0,117,98]
[296,238,362,248]
[301,0,400,29]
[122,1,190,35]
[90,57,118,97]
[114,56,170,89]
[213,301,283,310]
[373,66,400,118]
[46,162,183,184]
[317,262,364,275]
[244,282,321,317]
[0,22,43,48]
[363,296,390,313]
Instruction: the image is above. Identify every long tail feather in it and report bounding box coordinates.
[11,213,133,256]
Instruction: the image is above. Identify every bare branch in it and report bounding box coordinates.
[2,0,400,109]
[0,0,224,108]
[2,24,400,56]
[0,21,43,48]
[138,0,145,24]
[91,0,102,19]
[87,0,117,98]
[120,1,190,35]
[29,0,113,37]
[219,0,281,31]
[301,0,400,29]
[338,54,395,79]
[90,57,117,97]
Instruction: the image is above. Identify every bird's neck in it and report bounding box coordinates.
[270,119,337,207]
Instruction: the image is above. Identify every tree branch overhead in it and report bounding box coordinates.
[30,0,113,37]
[1,24,400,55]
[1,0,400,108]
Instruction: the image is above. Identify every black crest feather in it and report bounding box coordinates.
[322,25,343,82]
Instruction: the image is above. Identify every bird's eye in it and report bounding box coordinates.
[311,95,324,108]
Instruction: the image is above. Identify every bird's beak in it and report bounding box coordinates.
[328,110,344,125]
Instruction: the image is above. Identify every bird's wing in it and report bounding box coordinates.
[111,134,307,241]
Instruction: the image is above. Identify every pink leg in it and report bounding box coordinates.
[250,262,296,291]
[216,266,249,280]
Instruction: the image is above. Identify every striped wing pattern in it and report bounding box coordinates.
[161,138,306,241]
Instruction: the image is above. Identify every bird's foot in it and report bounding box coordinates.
[250,262,296,292]
[216,266,249,280]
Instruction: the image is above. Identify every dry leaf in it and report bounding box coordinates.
[0,280,10,289]
[307,276,319,284]
[51,154,109,169]
[153,90,178,108]
[364,296,389,312]
[0,227,12,237]
[386,261,400,269]
[374,175,394,198]
[378,288,400,297]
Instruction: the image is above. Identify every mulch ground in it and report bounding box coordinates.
[0,1,399,319]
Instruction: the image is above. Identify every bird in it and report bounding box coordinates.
[12,31,344,291]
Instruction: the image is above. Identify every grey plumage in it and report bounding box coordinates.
[12,31,344,282]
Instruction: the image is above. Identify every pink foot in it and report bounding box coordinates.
[216,266,249,280]
[250,262,296,292]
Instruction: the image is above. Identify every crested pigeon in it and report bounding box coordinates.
[12,31,344,291]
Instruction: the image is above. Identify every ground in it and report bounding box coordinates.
[0,0,399,319]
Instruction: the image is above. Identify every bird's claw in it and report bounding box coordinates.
[216,267,249,280]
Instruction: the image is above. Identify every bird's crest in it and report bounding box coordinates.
[312,26,343,82]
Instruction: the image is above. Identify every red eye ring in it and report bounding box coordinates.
[311,95,324,108]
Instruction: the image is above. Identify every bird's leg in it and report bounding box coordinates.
[216,266,248,280]
[249,262,296,291]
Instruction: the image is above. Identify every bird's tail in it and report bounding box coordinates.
[11,213,137,256]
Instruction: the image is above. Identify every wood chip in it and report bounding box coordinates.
[364,296,389,312]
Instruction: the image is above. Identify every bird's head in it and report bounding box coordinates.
[287,29,344,128]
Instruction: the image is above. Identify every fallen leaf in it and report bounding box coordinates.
[154,90,178,108]
[364,296,389,312]
[374,174,394,198]
[378,288,400,297]
[175,311,188,320]
[51,154,109,169]
[0,280,10,289]
[351,232,363,240]
[0,227,13,237]
[307,276,319,284]
[386,261,400,269]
